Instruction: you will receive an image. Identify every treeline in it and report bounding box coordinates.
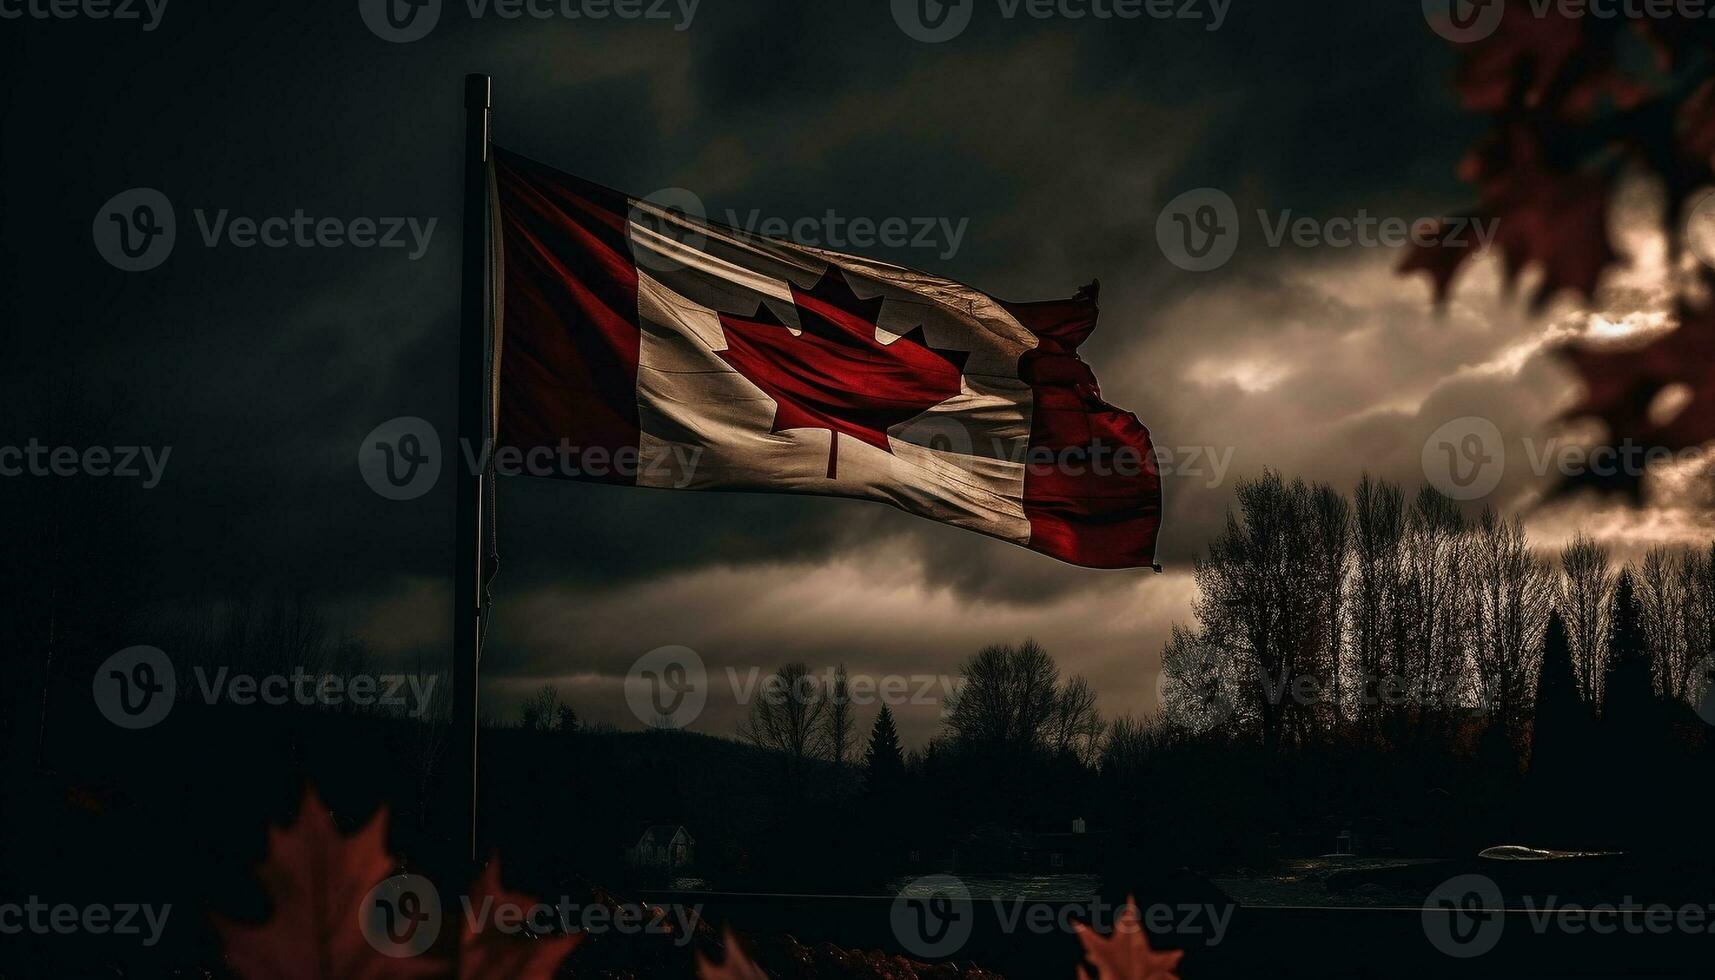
[1156,470,1715,754]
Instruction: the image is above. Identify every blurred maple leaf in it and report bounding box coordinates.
[1559,296,1715,499]
[460,860,582,980]
[695,927,771,980]
[1073,896,1183,980]
[213,786,580,980]
[1404,6,1715,497]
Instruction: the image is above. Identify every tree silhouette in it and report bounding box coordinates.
[1557,532,1612,708]
[863,705,904,796]
[1530,609,1591,840]
[823,664,855,790]
[1532,612,1584,760]
[1604,571,1655,728]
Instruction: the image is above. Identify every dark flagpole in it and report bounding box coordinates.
[452,72,492,870]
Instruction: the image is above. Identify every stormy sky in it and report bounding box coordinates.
[4,0,1710,747]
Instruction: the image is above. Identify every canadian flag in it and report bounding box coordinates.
[492,149,1162,569]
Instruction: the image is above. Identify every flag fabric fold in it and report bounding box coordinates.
[491,147,1162,569]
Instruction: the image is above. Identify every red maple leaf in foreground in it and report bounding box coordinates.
[1401,7,1715,497]
[695,927,771,980]
[1559,299,1715,499]
[717,266,970,478]
[460,861,583,980]
[213,786,580,980]
[1073,896,1184,980]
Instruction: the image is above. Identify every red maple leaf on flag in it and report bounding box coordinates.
[717,266,971,478]
[1073,896,1184,980]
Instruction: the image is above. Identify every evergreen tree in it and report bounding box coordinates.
[1529,610,1592,846]
[1603,571,1655,727]
[865,705,905,794]
[1531,611,1586,768]
[1536,614,1584,744]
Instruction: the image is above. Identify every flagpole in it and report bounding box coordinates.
[453,71,492,871]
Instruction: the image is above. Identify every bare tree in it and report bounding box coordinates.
[1689,543,1715,707]
[823,664,855,781]
[1467,509,1553,740]
[1557,531,1612,708]
[1158,624,1245,736]
[1099,713,1172,778]
[1306,484,1351,734]
[739,663,827,788]
[519,684,576,732]
[1637,546,1703,702]
[1047,674,1105,765]
[1192,472,1331,749]
[943,639,1061,753]
[1400,486,1471,733]
[1351,474,1408,734]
